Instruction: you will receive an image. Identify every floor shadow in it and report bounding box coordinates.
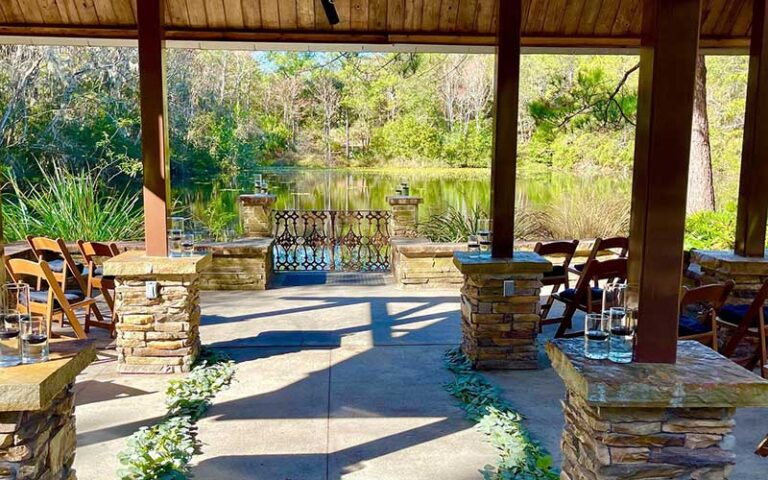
[75,379,152,406]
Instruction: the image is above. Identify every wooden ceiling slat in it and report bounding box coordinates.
[261,0,280,28]
[611,0,640,35]
[350,0,369,31]
[420,0,441,30]
[20,0,42,23]
[368,0,387,30]
[474,0,495,33]
[165,0,189,26]
[714,0,747,35]
[456,0,479,32]
[91,0,119,25]
[312,0,332,30]
[0,3,7,22]
[52,0,80,23]
[240,0,262,28]
[403,0,423,31]
[185,0,209,27]
[295,0,314,29]
[36,0,63,23]
[332,0,350,30]
[438,0,459,32]
[525,0,549,32]
[110,0,135,24]
[731,0,752,36]
[280,0,298,28]
[388,0,405,30]
[204,0,227,28]
[577,0,603,35]
[543,0,568,33]
[593,0,621,35]
[701,0,727,34]
[72,0,100,25]
[560,0,586,35]
[221,0,244,29]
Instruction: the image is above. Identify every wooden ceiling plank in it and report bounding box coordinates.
[715,0,748,35]
[204,0,227,28]
[110,0,135,25]
[332,0,350,30]
[92,0,119,24]
[261,0,280,28]
[731,0,752,36]
[525,0,549,32]
[52,0,76,23]
[593,0,621,35]
[701,0,727,34]
[241,0,263,28]
[387,0,405,30]
[367,0,387,30]
[73,0,100,25]
[0,2,7,22]
[611,0,640,35]
[313,0,332,30]
[403,0,423,31]
[543,0,568,33]
[36,0,64,23]
[221,0,244,28]
[279,0,298,29]
[438,0,459,31]
[576,0,604,35]
[560,0,586,34]
[456,0,478,32]
[420,0,442,30]
[165,0,189,26]
[474,0,495,33]
[350,0,369,30]
[186,0,209,27]
[20,0,43,23]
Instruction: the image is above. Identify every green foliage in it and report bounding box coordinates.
[117,348,236,480]
[370,114,442,164]
[188,189,240,241]
[684,203,738,251]
[420,207,552,243]
[444,348,558,480]
[2,164,143,242]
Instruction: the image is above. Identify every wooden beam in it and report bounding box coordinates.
[630,0,702,364]
[735,0,768,258]
[490,0,522,258]
[137,0,170,257]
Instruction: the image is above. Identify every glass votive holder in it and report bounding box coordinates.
[182,232,195,257]
[584,313,610,360]
[0,310,21,368]
[603,282,627,312]
[21,315,49,364]
[608,307,636,364]
[477,219,491,254]
[467,234,480,257]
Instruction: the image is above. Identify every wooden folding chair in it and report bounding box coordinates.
[551,258,628,338]
[535,240,579,321]
[678,281,735,350]
[570,237,629,285]
[719,279,768,377]
[26,236,106,328]
[4,258,91,339]
[758,435,768,457]
[77,241,120,334]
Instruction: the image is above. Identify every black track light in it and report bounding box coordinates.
[321,0,340,26]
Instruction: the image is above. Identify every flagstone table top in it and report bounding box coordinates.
[0,339,95,411]
[453,250,552,275]
[103,250,212,276]
[546,338,768,409]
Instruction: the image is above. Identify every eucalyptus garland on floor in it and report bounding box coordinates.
[443,348,559,480]
[117,348,236,480]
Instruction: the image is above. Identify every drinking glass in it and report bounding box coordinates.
[168,217,186,258]
[584,313,609,360]
[254,174,263,192]
[21,315,48,364]
[261,180,269,194]
[0,307,21,367]
[467,234,480,257]
[477,219,491,254]
[608,306,636,364]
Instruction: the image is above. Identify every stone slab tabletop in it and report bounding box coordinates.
[103,250,213,276]
[239,194,277,205]
[0,339,95,412]
[195,237,273,255]
[453,250,552,275]
[386,196,423,205]
[546,338,768,408]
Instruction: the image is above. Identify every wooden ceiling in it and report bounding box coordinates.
[0,0,754,49]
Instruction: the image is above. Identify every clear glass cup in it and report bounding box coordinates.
[467,234,480,257]
[1,283,30,316]
[584,313,610,360]
[21,315,49,364]
[168,217,186,258]
[603,282,627,312]
[608,307,636,364]
[477,219,491,254]
[254,174,263,192]
[261,180,269,194]
[182,232,195,256]
[0,309,21,368]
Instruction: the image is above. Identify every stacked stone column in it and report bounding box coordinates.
[454,251,552,370]
[240,194,277,237]
[386,196,423,238]
[547,339,768,480]
[692,250,768,304]
[104,252,212,374]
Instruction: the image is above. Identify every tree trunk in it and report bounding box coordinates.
[345,113,350,160]
[687,54,716,214]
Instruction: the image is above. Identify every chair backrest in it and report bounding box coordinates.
[4,258,65,312]
[535,240,579,271]
[77,241,119,265]
[587,236,629,263]
[26,235,62,262]
[572,258,628,301]
[680,281,735,315]
[27,236,86,291]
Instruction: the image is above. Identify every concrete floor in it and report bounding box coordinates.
[72,272,768,480]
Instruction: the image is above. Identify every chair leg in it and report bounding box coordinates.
[540,283,560,318]
[555,304,577,338]
[62,307,87,339]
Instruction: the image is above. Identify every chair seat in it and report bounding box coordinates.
[572,263,586,272]
[557,287,603,303]
[543,265,567,279]
[718,304,766,329]
[679,314,711,337]
[29,289,86,309]
[47,258,85,275]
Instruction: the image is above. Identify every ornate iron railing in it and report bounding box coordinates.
[273,210,391,272]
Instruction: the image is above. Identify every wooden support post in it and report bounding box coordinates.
[138,0,170,257]
[735,0,768,258]
[630,0,702,364]
[490,0,521,258]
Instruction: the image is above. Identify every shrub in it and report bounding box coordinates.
[419,207,552,243]
[543,189,630,240]
[684,203,737,251]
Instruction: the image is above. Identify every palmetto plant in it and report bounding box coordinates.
[420,206,552,243]
[3,164,143,242]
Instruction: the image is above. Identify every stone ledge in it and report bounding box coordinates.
[453,251,552,275]
[196,237,273,256]
[0,339,95,412]
[692,250,768,274]
[239,194,277,206]
[546,338,768,409]
[386,195,423,206]
[103,250,213,276]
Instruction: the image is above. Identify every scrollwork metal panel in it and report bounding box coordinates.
[273,210,391,272]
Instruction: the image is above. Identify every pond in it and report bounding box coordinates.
[173,168,633,240]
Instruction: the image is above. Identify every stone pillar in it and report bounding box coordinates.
[0,340,95,480]
[453,251,552,370]
[386,196,423,238]
[104,251,212,374]
[691,250,768,304]
[240,194,277,238]
[547,339,768,480]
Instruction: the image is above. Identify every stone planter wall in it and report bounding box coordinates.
[691,250,768,304]
[240,194,276,238]
[386,196,422,238]
[197,238,273,290]
[391,238,464,289]
[0,384,77,480]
